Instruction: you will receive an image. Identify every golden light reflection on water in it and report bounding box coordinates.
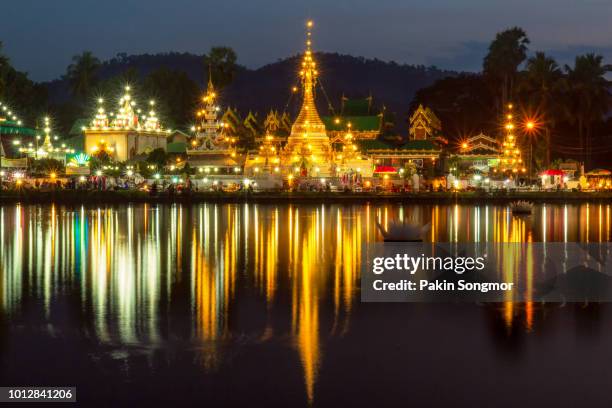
[1,203,611,403]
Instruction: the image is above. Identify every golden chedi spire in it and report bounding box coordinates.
[280,20,333,177]
[290,20,326,137]
[206,64,215,97]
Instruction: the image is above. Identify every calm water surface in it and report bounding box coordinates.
[1,203,612,407]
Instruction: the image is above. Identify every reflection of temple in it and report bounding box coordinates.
[5,203,612,404]
[82,86,170,161]
[191,205,238,368]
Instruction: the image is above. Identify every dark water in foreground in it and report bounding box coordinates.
[1,203,612,407]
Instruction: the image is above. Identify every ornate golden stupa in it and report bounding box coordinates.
[243,20,373,181]
[280,20,334,176]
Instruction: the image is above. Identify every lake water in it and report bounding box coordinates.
[1,203,612,407]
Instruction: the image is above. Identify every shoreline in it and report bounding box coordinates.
[2,190,612,205]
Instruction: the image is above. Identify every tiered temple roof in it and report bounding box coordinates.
[457,132,500,156]
[186,75,241,171]
[83,86,168,134]
[322,96,382,139]
[0,102,39,158]
[189,72,236,154]
[409,104,442,140]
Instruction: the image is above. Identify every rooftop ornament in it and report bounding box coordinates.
[84,86,169,133]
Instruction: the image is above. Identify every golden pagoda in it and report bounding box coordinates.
[243,20,373,182]
[279,20,333,177]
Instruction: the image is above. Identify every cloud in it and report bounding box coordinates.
[425,42,489,72]
[543,45,612,68]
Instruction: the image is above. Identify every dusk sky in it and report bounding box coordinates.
[2,0,612,81]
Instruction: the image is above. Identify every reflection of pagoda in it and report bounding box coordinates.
[279,21,333,177]
[82,86,170,161]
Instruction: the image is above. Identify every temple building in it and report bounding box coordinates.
[186,74,241,173]
[409,104,440,140]
[353,104,445,175]
[322,96,383,142]
[221,107,241,135]
[245,20,373,179]
[359,139,441,174]
[452,132,501,175]
[0,103,37,169]
[243,111,261,139]
[17,116,75,161]
[81,86,170,161]
[278,25,334,177]
[260,110,291,142]
[0,102,36,160]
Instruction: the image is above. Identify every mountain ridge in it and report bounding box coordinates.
[44,51,460,132]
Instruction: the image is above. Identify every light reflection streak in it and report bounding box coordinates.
[1,203,612,403]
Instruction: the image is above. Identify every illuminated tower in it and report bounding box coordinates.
[114,86,139,129]
[498,103,526,177]
[41,116,53,152]
[192,70,232,151]
[281,20,333,177]
[93,98,109,129]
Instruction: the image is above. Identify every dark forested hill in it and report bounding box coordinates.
[223,53,457,124]
[44,52,458,131]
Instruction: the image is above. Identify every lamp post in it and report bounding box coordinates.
[525,120,536,184]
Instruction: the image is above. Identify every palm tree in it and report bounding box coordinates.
[564,54,611,168]
[204,47,237,88]
[483,27,530,109]
[66,51,101,101]
[520,52,564,167]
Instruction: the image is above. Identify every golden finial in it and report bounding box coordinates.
[305,20,314,53]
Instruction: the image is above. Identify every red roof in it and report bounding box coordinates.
[374,165,397,174]
[540,169,564,176]
[586,168,612,176]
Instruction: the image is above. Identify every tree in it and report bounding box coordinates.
[96,67,140,100]
[564,54,611,168]
[0,41,10,92]
[483,27,530,110]
[146,147,168,168]
[410,74,496,141]
[519,52,564,167]
[0,42,48,123]
[29,158,65,177]
[66,51,101,101]
[204,47,237,88]
[91,150,112,165]
[142,68,199,130]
